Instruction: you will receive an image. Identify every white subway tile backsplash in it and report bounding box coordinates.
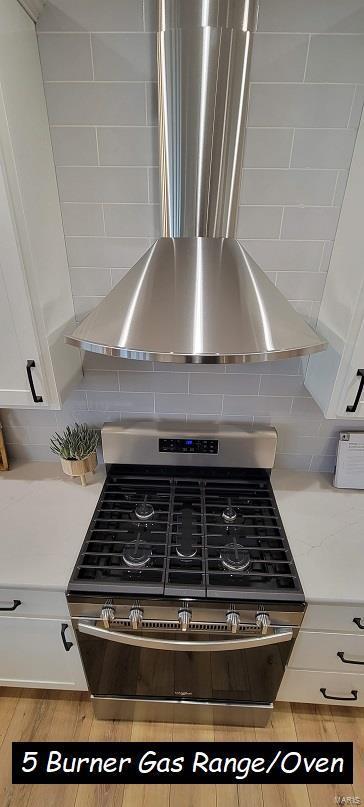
[291,397,325,418]
[236,206,282,239]
[306,35,364,84]
[239,240,324,271]
[223,396,292,417]
[244,128,293,169]
[70,268,111,296]
[45,83,146,125]
[37,0,144,32]
[118,371,188,393]
[97,127,158,166]
[38,33,93,80]
[61,203,104,236]
[8,445,55,462]
[333,170,349,206]
[276,271,326,301]
[348,85,364,128]
[86,391,154,412]
[248,84,354,128]
[227,358,302,375]
[73,295,105,321]
[258,0,364,34]
[155,394,223,416]
[57,166,148,203]
[1,409,58,429]
[50,127,98,166]
[110,268,131,286]
[251,33,309,82]
[83,353,152,371]
[281,207,340,241]
[310,455,336,472]
[241,169,337,206]
[275,454,312,471]
[291,129,357,170]
[104,204,160,237]
[77,370,119,390]
[66,237,150,267]
[92,33,157,81]
[189,374,260,395]
[260,375,309,397]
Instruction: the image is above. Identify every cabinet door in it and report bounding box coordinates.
[0,154,46,407]
[0,617,87,690]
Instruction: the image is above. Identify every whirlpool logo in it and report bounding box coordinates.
[175,691,192,697]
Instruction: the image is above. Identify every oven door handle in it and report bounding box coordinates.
[77,621,293,652]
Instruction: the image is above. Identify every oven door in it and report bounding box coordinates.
[74,620,295,704]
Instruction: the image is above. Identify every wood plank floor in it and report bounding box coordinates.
[0,688,363,807]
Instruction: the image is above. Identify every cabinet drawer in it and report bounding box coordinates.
[278,668,364,706]
[0,588,68,619]
[289,631,364,674]
[302,603,364,634]
[0,617,87,690]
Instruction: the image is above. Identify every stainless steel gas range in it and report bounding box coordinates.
[67,422,305,728]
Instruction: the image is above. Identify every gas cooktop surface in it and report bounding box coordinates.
[68,465,304,602]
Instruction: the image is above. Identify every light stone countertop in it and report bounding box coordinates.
[0,462,363,603]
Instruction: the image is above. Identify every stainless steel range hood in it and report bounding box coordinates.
[66,0,326,364]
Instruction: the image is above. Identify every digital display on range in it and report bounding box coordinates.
[159,438,218,454]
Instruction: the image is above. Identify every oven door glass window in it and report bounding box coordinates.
[76,628,293,704]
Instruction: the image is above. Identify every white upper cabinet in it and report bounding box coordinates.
[305,108,364,419]
[0,0,81,409]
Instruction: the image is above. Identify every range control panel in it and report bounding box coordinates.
[159,438,219,454]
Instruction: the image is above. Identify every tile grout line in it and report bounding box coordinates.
[89,33,95,81]
[347,84,358,128]
[302,34,311,83]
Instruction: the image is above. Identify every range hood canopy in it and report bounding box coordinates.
[66,0,326,364]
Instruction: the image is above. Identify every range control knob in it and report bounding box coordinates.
[101,603,115,628]
[129,606,143,630]
[226,611,240,634]
[178,608,192,632]
[256,612,271,635]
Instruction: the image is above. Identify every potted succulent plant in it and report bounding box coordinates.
[50,423,99,486]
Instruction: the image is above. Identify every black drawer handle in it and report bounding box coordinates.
[353,617,364,630]
[346,369,364,412]
[320,687,358,702]
[61,623,73,652]
[338,651,364,666]
[26,360,43,403]
[0,599,21,612]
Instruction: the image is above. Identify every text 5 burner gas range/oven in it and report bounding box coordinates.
[67,423,305,727]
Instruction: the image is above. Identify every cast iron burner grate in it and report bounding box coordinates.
[68,466,303,600]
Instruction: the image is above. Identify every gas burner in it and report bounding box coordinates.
[176,544,197,560]
[135,495,154,521]
[221,542,250,572]
[123,536,152,569]
[222,498,237,524]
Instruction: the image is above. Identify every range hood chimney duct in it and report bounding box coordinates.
[66,0,326,364]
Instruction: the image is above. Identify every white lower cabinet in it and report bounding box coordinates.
[288,631,364,674]
[278,603,364,707]
[0,617,87,691]
[278,669,364,707]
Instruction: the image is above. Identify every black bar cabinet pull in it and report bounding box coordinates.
[320,687,358,702]
[346,369,364,412]
[26,360,43,403]
[61,623,73,652]
[0,599,21,612]
[337,651,364,665]
[353,617,364,630]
